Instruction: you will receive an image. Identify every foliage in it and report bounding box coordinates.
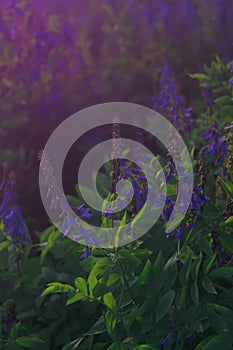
[0,1,233,349]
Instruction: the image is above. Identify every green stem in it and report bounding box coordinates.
[117,259,136,305]
[177,239,181,255]
[14,249,22,278]
[16,259,21,277]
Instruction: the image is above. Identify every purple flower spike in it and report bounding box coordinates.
[202,122,228,165]
[153,66,195,133]
[0,164,30,247]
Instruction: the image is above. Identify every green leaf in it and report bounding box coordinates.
[61,337,84,350]
[88,257,111,279]
[76,184,98,207]
[66,292,85,306]
[40,226,55,242]
[16,336,45,348]
[194,330,233,350]
[179,254,192,285]
[130,199,155,234]
[220,216,233,227]
[107,343,123,350]
[103,292,116,310]
[114,210,128,247]
[210,267,233,279]
[190,281,199,306]
[88,272,98,298]
[219,228,233,254]
[10,323,21,341]
[214,95,232,105]
[94,344,108,350]
[197,237,213,256]
[137,259,152,286]
[96,173,111,198]
[80,255,99,272]
[41,282,75,297]
[66,195,83,207]
[176,285,187,311]
[127,299,150,329]
[192,321,204,333]
[156,290,175,321]
[191,252,202,280]
[204,253,217,275]
[119,250,140,265]
[41,230,61,262]
[163,254,178,289]
[75,277,88,295]
[84,316,106,336]
[92,282,112,299]
[206,304,233,322]
[105,310,117,334]
[220,179,233,200]
[134,345,156,350]
[205,308,227,333]
[189,73,208,81]
[0,240,10,251]
[202,275,217,294]
[181,305,201,325]
[105,273,121,287]
[166,184,177,196]
[152,250,164,293]
[41,267,58,282]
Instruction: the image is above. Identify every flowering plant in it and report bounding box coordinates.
[0,2,232,349]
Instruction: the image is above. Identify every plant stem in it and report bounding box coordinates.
[16,258,21,278]
[117,259,136,305]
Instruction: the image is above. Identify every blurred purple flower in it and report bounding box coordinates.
[190,186,210,213]
[230,62,233,72]
[176,260,183,270]
[39,151,92,242]
[187,221,195,231]
[175,226,183,239]
[131,178,146,212]
[0,164,30,246]
[161,197,174,221]
[201,122,227,165]
[81,246,91,259]
[80,208,92,220]
[160,335,169,346]
[153,66,196,133]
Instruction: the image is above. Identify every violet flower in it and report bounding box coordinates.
[0,164,30,247]
[153,66,196,133]
[201,121,227,165]
[39,151,100,250]
[80,246,91,259]
[160,335,169,346]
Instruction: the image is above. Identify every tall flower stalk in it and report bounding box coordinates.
[0,163,30,248]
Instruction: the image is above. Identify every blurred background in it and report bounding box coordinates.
[0,0,232,228]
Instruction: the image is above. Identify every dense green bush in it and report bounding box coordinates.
[0,55,233,349]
